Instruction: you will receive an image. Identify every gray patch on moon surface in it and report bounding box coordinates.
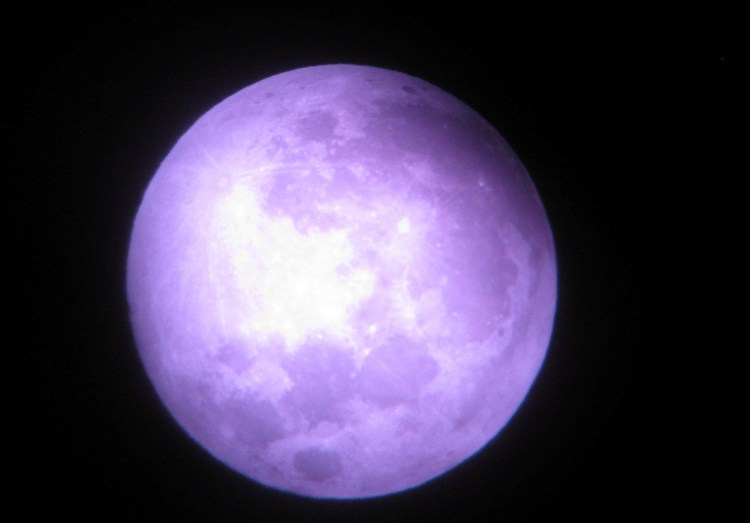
[224,395,287,446]
[295,111,339,142]
[260,166,343,233]
[293,448,343,482]
[216,340,253,373]
[358,335,438,406]
[282,343,356,425]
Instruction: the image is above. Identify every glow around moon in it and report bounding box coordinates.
[126,64,557,498]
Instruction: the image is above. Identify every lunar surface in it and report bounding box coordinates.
[126,64,557,498]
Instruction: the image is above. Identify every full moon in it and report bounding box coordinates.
[127,64,556,499]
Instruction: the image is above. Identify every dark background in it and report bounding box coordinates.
[11,5,736,521]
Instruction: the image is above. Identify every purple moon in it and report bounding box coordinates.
[127,64,556,498]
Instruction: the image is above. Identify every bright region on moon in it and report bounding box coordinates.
[126,64,557,498]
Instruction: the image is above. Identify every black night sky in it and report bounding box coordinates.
[12,6,736,521]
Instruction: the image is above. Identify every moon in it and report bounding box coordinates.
[126,64,556,498]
